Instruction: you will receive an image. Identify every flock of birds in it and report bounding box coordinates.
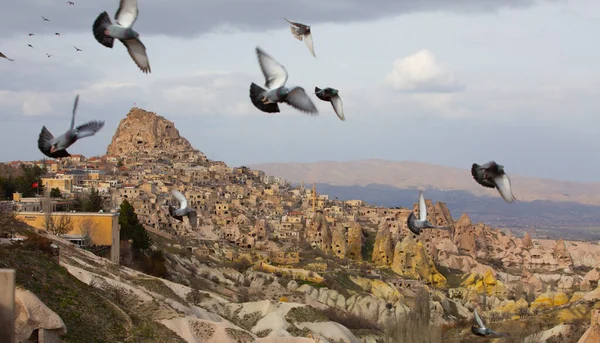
[0,1,82,60]
[4,0,521,337]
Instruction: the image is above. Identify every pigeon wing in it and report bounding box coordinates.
[474,309,486,329]
[285,87,318,115]
[284,17,304,28]
[120,38,151,73]
[38,126,55,157]
[75,121,104,139]
[494,174,516,204]
[171,190,188,211]
[256,47,288,89]
[471,163,496,188]
[303,31,316,57]
[418,191,427,221]
[0,52,14,61]
[115,0,139,27]
[330,94,345,121]
[70,94,79,131]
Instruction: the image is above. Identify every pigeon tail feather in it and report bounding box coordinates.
[249,83,280,113]
[93,11,115,48]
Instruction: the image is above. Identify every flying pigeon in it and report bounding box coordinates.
[55,33,60,36]
[284,18,315,58]
[37,95,105,159]
[471,161,516,204]
[407,190,451,235]
[315,87,345,121]
[0,52,14,61]
[92,0,151,73]
[45,53,52,58]
[168,190,198,229]
[28,33,34,36]
[249,47,318,115]
[27,44,33,48]
[42,16,50,22]
[74,46,82,51]
[471,309,508,337]
[67,1,75,5]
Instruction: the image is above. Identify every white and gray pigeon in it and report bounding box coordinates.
[92,0,151,73]
[471,308,508,337]
[471,161,516,204]
[168,190,197,229]
[407,190,451,235]
[0,52,14,61]
[249,47,318,115]
[284,18,315,58]
[315,87,345,121]
[37,95,105,159]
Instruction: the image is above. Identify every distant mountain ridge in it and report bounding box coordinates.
[249,159,600,206]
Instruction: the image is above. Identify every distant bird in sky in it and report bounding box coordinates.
[407,190,451,235]
[28,33,34,36]
[285,18,316,58]
[74,46,82,51]
[55,33,60,36]
[315,86,345,121]
[249,47,318,115]
[471,161,516,204]
[0,52,14,61]
[27,44,33,48]
[41,16,50,22]
[46,53,52,58]
[471,309,508,337]
[169,190,197,229]
[92,0,151,74]
[38,95,105,159]
[67,1,75,5]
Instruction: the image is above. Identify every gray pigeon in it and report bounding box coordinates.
[407,191,450,235]
[0,52,14,61]
[471,161,516,204]
[285,18,315,58]
[249,47,318,115]
[37,95,105,159]
[315,87,345,121]
[92,0,151,73]
[471,309,508,337]
[168,190,197,229]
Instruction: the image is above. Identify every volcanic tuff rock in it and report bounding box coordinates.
[106,107,206,161]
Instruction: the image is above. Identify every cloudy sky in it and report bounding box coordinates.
[1,0,599,182]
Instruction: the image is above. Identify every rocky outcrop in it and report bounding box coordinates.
[392,236,446,287]
[306,212,332,252]
[371,224,394,266]
[14,288,67,342]
[331,223,348,259]
[106,107,207,162]
[522,232,533,249]
[346,225,363,261]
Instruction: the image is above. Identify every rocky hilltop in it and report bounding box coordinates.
[106,107,205,161]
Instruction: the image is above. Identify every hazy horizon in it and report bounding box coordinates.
[2,0,600,182]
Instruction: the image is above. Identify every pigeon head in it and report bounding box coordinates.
[330,88,339,96]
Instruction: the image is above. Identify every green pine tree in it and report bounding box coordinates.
[119,199,151,251]
[84,187,103,212]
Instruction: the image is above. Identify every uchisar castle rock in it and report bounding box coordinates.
[5,107,600,342]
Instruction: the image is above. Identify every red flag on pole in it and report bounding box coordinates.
[32,182,39,188]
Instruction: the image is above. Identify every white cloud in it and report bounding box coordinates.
[385,49,465,93]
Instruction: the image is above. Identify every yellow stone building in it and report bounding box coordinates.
[15,212,120,264]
